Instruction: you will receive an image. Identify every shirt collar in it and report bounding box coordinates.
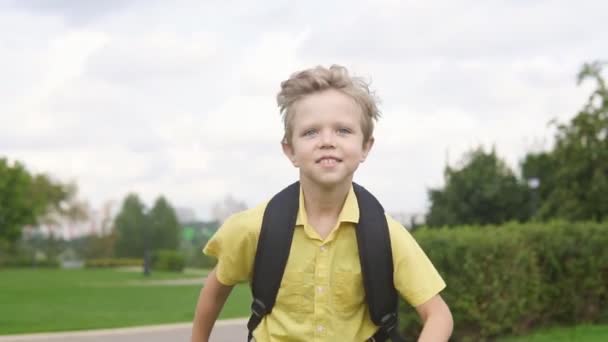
[295,184,359,226]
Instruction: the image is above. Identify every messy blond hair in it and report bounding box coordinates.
[277,65,381,144]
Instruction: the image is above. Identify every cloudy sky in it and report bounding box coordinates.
[1,0,607,222]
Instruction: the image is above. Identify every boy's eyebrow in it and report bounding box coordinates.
[296,120,320,128]
[333,121,358,129]
[296,123,317,130]
[297,121,358,129]
[334,120,356,126]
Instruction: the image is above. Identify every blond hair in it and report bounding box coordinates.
[277,65,381,144]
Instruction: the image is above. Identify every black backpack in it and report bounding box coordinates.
[247,181,406,341]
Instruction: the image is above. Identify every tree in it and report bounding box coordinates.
[0,158,84,250]
[0,159,31,248]
[525,61,608,221]
[76,232,117,260]
[35,179,88,226]
[113,194,147,258]
[426,147,530,227]
[148,196,180,251]
[520,152,556,219]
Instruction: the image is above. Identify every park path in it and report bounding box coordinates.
[0,318,248,342]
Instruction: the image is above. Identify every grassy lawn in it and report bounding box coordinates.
[0,268,251,335]
[499,325,608,341]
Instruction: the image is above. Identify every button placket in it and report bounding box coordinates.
[315,322,327,338]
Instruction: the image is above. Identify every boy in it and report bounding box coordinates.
[191,65,453,341]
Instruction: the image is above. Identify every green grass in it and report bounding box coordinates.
[0,268,251,335]
[499,325,608,341]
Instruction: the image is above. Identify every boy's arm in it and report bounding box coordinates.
[415,294,453,342]
[191,268,234,342]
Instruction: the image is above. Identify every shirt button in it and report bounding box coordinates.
[317,286,324,293]
[317,325,324,332]
[320,246,326,251]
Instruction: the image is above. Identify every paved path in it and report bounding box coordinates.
[0,318,248,342]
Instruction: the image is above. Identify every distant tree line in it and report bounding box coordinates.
[113,194,180,257]
[426,61,608,227]
[0,159,86,251]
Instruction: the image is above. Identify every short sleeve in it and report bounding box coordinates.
[387,215,446,307]
[203,204,265,286]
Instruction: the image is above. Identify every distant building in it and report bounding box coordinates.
[175,207,197,224]
[211,195,247,223]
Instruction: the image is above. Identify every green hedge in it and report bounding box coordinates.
[85,258,143,268]
[0,256,59,268]
[152,250,185,272]
[187,250,217,269]
[399,221,608,341]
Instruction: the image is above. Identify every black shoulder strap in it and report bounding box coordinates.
[353,183,405,342]
[247,181,299,340]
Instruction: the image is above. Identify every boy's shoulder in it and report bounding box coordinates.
[383,213,407,231]
[383,212,415,241]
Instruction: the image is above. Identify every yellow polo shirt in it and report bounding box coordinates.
[203,186,445,341]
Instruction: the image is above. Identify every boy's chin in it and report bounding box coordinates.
[304,175,352,189]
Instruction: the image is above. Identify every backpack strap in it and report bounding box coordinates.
[353,183,406,342]
[247,181,300,341]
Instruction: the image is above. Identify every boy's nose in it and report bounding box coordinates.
[319,130,335,148]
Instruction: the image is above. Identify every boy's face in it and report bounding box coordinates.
[282,89,374,189]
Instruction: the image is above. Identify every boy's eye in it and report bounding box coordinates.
[337,128,352,134]
[303,129,317,136]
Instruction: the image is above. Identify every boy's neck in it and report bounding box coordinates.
[300,178,351,233]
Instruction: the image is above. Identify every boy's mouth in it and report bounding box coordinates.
[316,156,342,165]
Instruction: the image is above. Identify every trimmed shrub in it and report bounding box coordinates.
[188,251,217,269]
[0,256,59,268]
[84,258,143,268]
[399,221,608,341]
[153,250,185,272]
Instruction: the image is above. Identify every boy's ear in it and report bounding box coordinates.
[282,141,299,167]
[360,136,375,163]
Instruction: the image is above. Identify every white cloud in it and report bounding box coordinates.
[235,30,311,95]
[86,31,218,85]
[1,0,607,221]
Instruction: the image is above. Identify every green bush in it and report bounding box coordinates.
[399,221,608,341]
[0,256,59,268]
[153,250,185,272]
[187,250,217,269]
[84,258,143,268]
[523,222,608,325]
[0,246,60,268]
